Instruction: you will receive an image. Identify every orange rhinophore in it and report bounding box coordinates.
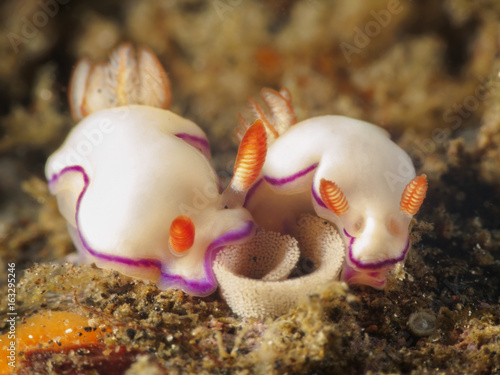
[231,120,268,192]
[400,174,428,216]
[169,215,195,253]
[319,179,349,216]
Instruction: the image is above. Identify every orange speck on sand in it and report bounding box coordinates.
[0,311,103,374]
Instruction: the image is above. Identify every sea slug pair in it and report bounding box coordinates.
[46,44,427,307]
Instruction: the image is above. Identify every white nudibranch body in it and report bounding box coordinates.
[239,88,428,289]
[46,44,267,296]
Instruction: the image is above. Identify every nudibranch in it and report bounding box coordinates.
[45,44,267,296]
[237,88,428,289]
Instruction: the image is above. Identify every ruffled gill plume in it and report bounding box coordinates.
[234,87,296,145]
[213,214,345,319]
[69,43,171,121]
[400,175,428,216]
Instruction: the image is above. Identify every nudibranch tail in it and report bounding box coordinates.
[231,119,268,192]
[68,43,171,121]
[400,174,428,216]
[169,215,195,253]
[319,179,349,216]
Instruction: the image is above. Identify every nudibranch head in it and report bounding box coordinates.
[310,125,428,288]
[46,44,267,296]
[319,174,427,288]
[240,88,428,289]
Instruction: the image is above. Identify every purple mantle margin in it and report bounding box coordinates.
[174,133,210,156]
[344,229,411,270]
[160,220,254,296]
[263,163,318,186]
[48,165,254,296]
[244,163,319,207]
